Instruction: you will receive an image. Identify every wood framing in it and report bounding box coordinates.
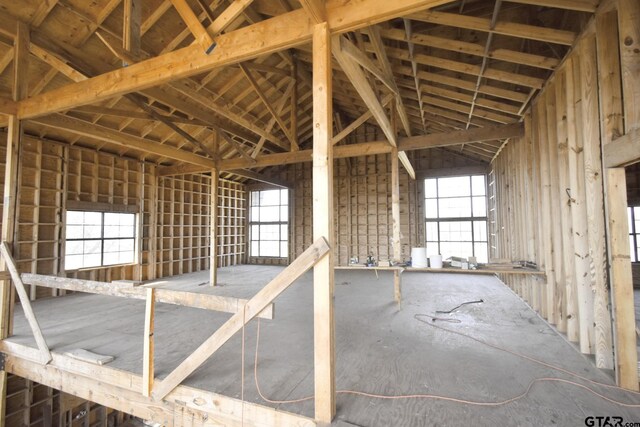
[312,22,336,425]
[20,274,274,319]
[16,0,456,119]
[151,238,329,400]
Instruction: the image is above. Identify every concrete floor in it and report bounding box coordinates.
[8,266,640,426]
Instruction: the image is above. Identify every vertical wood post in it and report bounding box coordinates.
[391,148,401,264]
[210,168,219,286]
[143,288,155,397]
[313,22,335,425]
[0,21,29,427]
[597,8,638,390]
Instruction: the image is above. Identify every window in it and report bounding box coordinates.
[629,206,640,262]
[249,189,289,258]
[425,175,488,263]
[65,211,137,270]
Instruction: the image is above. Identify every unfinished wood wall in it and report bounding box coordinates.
[4,373,135,427]
[156,174,246,278]
[492,0,639,382]
[272,124,487,266]
[0,136,246,287]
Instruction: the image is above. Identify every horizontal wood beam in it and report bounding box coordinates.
[603,127,640,168]
[507,0,598,12]
[399,121,523,150]
[21,273,274,319]
[410,10,576,45]
[183,123,516,171]
[17,0,456,119]
[377,27,559,70]
[0,97,17,115]
[29,114,213,167]
[227,168,292,188]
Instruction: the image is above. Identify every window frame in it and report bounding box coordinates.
[64,210,139,271]
[248,188,289,258]
[424,174,488,263]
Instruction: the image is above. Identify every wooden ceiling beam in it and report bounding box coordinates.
[339,36,398,95]
[378,27,559,70]
[239,64,297,148]
[409,10,576,45]
[368,25,413,137]
[506,0,597,12]
[299,0,326,23]
[381,46,545,88]
[31,114,213,168]
[421,95,515,124]
[169,0,217,53]
[0,97,17,115]
[17,0,457,119]
[398,68,528,102]
[173,122,522,172]
[421,85,521,115]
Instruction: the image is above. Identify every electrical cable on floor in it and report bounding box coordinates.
[435,299,484,314]
[248,317,640,409]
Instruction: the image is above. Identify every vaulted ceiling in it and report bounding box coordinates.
[0,0,595,182]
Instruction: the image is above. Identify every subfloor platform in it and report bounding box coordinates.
[7,266,640,426]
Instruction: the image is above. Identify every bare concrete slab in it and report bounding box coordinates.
[7,266,640,426]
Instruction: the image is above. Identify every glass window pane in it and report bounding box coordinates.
[103,252,120,265]
[474,243,488,263]
[84,240,101,254]
[65,254,83,270]
[280,241,288,257]
[84,212,102,225]
[84,225,101,239]
[251,191,260,206]
[424,179,437,198]
[440,221,472,242]
[250,207,260,222]
[280,206,288,222]
[67,211,84,224]
[440,242,473,260]
[251,225,259,240]
[425,199,438,219]
[280,189,289,205]
[260,190,280,206]
[260,241,279,256]
[472,175,486,196]
[83,254,101,268]
[104,213,120,226]
[473,221,487,242]
[628,207,633,232]
[66,225,83,239]
[251,241,259,256]
[66,241,84,255]
[280,224,288,240]
[631,236,636,262]
[439,197,471,218]
[472,196,486,217]
[438,176,470,197]
[425,222,438,242]
[260,206,279,222]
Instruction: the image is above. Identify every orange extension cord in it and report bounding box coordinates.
[244,315,640,410]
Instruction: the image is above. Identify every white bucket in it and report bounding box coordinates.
[429,254,443,269]
[411,247,428,268]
